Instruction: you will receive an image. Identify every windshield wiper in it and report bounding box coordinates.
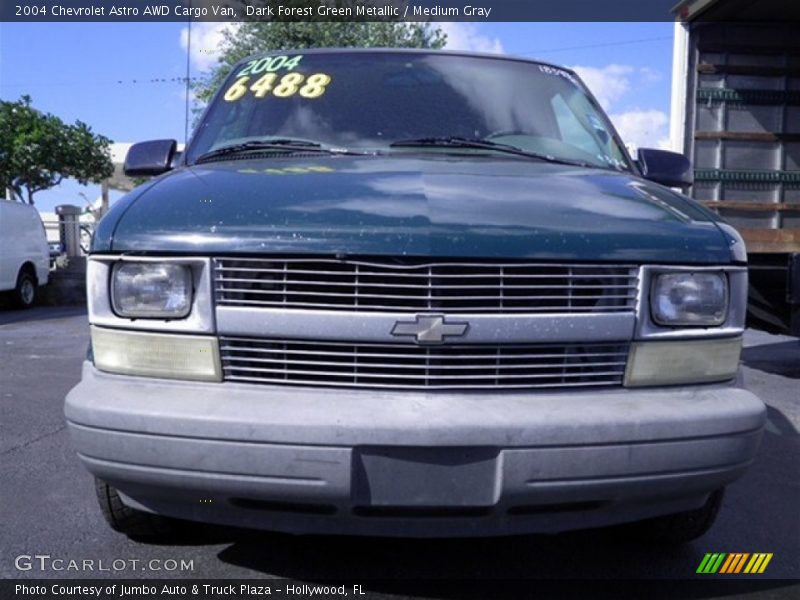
[195,138,369,163]
[389,136,595,168]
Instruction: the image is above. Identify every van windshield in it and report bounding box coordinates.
[187,51,631,171]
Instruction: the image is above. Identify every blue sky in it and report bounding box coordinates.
[0,21,674,213]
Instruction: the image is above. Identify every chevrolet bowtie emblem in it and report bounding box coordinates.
[391,314,469,345]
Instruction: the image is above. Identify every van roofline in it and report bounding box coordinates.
[232,47,579,77]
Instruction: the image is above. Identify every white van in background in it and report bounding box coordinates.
[0,199,49,308]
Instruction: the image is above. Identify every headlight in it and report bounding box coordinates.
[651,272,728,327]
[112,262,193,318]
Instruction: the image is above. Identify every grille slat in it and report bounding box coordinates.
[224,365,626,381]
[216,277,636,290]
[220,345,627,361]
[214,257,638,314]
[222,376,621,391]
[222,356,627,371]
[215,267,630,279]
[216,287,636,302]
[220,338,629,391]
[216,298,634,312]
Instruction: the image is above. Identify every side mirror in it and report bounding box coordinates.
[124,140,177,177]
[637,148,693,188]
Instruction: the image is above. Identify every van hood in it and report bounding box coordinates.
[95,155,731,263]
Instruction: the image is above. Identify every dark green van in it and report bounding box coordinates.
[66,49,765,541]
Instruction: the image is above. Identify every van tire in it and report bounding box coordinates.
[13,268,37,309]
[95,478,176,538]
[627,489,725,544]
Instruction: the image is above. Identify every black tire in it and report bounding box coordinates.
[627,489,725,544]
[95,478,176,537]
[13,268,37,309]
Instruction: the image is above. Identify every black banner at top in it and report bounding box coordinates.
[0,0,764,23]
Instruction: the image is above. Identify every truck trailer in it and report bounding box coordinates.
[671,0,800,334]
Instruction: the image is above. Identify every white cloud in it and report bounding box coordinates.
[174,85,198,107]
[608,109,670,151]
[179,22,503,71]
[180,22,239,72]
[571,64,633,111]
[638,66,662,83]
[569,63,670,151]
[440,23,504,54]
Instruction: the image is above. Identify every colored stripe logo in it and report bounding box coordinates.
[697,553,773,574]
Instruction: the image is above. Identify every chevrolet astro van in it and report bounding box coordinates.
[65,49,766,542]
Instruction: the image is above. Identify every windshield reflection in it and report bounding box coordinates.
[188,51,631,172]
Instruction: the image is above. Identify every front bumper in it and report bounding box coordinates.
[65,362,766,537]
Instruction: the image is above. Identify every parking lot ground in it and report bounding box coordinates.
[1,306,798,594]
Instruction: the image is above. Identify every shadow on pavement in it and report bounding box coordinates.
[0,304,87,326]
[142,524,797,600]
[742,340,800,379]
[211,530,797,598]
[765,406,800,438]
[213,527,694,579]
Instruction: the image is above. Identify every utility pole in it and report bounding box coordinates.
[184,11,192,144]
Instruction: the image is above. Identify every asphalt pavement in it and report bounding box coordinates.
[1,306,798,594]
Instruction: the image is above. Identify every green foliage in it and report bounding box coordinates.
[191,12,447,107]
[0,95,114,205]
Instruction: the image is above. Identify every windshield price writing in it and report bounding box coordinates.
[224,73,332,101]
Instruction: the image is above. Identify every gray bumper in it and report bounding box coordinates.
[65,362,766,537]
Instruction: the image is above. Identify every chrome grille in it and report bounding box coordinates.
[220,337,630,390]
[214,257,639,313]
